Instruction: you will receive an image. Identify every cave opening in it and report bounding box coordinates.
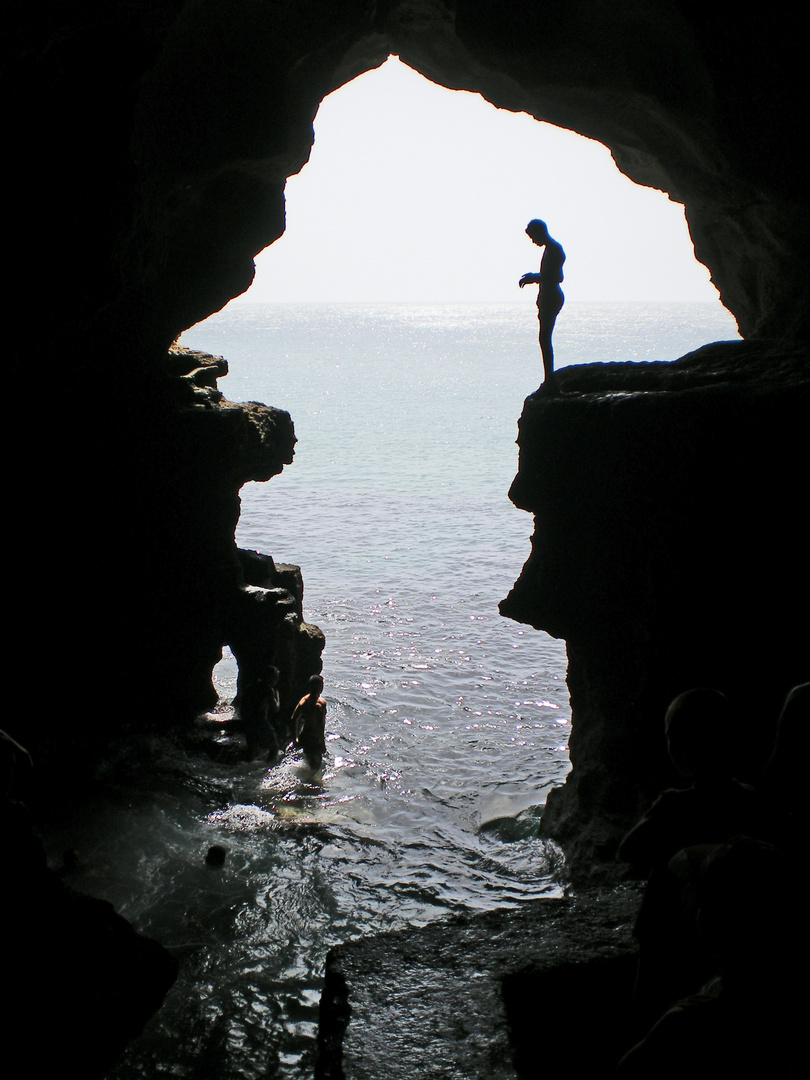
[36,52,746,1077]
[237,56,731,307]
[153,68,745,1074]
[182,53,738,759]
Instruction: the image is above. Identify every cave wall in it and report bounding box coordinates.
[7,3,809,834]
[501,345,809,866]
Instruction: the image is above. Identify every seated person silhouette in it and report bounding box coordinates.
[618,688,765,1029]
[617,837,798,1079]
[291,674,327,769]
[761,681,809,858]
[518,219,565,385]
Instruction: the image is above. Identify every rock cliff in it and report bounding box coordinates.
[501,342,809,867]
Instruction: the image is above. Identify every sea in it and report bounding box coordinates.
[45,301,739,1078]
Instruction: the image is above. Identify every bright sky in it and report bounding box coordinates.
[238,56,720,305]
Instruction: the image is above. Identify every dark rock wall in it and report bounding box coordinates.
[451,1,810,341]
[501,345,810,866]
[7,4,809,844]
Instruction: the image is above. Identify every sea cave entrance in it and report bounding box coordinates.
[182,54,737,783]
[161,55,745,1075]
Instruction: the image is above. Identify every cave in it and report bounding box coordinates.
[6,2,808,1076]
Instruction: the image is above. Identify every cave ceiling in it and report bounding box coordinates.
[9,0,809,372]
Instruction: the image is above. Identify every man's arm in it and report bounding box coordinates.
[290,696,307,738]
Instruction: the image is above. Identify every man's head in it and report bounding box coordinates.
[665,687,731,780]
[309,674,324,695]
[526,219,549,245]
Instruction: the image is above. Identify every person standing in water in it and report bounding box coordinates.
[518,219,566,384]
[291,674,327,769]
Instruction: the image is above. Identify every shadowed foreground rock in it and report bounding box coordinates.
[317,888,639,1079]
[4,879,179,1078]
[2,733,178,1079]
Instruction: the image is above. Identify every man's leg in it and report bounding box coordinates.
[539,316,555,382]
[538,287,564,384]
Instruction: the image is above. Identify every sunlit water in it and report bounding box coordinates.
[44,302,738,1078]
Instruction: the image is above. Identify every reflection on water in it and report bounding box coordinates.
[34,303,743,1074]
[53,302,697,1076]
[44,603,568,1079]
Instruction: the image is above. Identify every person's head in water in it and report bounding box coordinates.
[205,844,227,867]
[664,687,732,782]
[526,219,550,245]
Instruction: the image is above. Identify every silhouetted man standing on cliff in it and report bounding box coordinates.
[519,219,566,385]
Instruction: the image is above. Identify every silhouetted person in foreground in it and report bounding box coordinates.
[620,689,762,871]
[619,688,764,1030]
[617,837,799,1079]
[292,674,327,769]
[519,219,565,385]
[762,681,809,858]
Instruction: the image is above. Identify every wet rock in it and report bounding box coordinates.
[317,887,640,1079]
[228,549,326,743]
